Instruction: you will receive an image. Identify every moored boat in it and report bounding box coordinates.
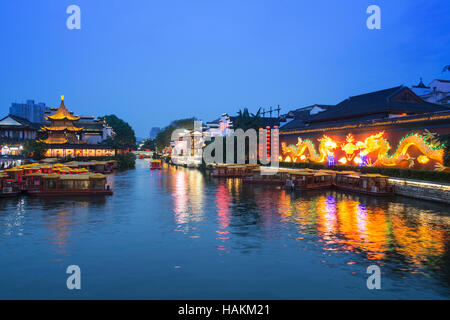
[211,164,258,178]
[284,170,334,191]
[243,167,334,190]
[334,173,394,196]
[0,172,20,197]
[25,173,113,197]
[150,160,162,170]
[244,168,299,185]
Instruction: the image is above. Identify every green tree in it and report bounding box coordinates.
[22,140,47,160]
[140,138,155,150]
[155,117,196,152]
[101,115,136,148]
[233,108,262,131]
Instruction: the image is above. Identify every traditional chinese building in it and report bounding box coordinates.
[40,96,117,157]
[41,95,85,145]
[0,114,41,156]
[280,86,450,170]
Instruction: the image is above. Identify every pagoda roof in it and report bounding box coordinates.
[46,96,80,121]
[40,137,68,144]
[41,126,84,132]
[37,143,115,149]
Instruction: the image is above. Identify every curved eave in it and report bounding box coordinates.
[42,126,84,131]
[39,138,68,144]
[45,115,81,121]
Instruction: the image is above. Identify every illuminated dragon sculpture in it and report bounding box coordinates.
[281,130,446,171]
[281,135,337,163]
[360,131,444,169]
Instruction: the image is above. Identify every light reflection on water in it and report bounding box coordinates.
[0,160,449,299]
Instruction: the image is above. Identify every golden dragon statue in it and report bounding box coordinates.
[360,131,445,169]
[281,135,337,163]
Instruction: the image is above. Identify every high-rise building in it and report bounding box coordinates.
[10,100,49,123]
[9,99,50,123]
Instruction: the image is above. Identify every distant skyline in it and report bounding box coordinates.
[1,0,449,137]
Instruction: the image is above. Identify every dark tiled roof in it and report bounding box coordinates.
[279,118,306,131]
[305,86,450,123]
[207,118,221,125]
[229,116,282,128]
[259,117,282,127]
[289,104,333,117]
[279,110,450,134]
[75,121,104,131]
[280,105,334,130]
[0,114,41,130]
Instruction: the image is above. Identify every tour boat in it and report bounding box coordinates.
[334,173,394,196]
[0,172,20,197]
[284,171,334,191]
[150,160,162,170]
[211,164,258,178]
[244,168,295,185]
[63,160,117,173]
[24,173,113,197]
[243,167,333,190]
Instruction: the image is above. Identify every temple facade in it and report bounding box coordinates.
[280,86,450,171]
[40,96,116,158]
[41,96,85,145]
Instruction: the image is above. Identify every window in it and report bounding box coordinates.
[59,180,73,190]
[74,180,90,190]
[92,179,104,190]
[44,179,57,190]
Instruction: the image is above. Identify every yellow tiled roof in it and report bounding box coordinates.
[45,98,80,121]
[42,126,83,132]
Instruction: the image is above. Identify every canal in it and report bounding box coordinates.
[0,160,449,299]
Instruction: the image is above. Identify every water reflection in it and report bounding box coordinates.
[276,191,450,281]
[165,169,449,291]
[165,165,205,232]
[167,169,449,275]
[1,197,26,237]
[215,182,231,252]
[1,161,448,298]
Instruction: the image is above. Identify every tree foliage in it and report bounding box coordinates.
[155,117,196,152]
[233,108,262,131]
[140,138,155,151]
[102,114,136,148]
[22,140,47,160]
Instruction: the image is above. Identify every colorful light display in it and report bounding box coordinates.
[281,130,446,170]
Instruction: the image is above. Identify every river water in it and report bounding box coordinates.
[0,160,449,299]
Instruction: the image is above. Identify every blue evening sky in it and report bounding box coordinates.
[1,0,449,137]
